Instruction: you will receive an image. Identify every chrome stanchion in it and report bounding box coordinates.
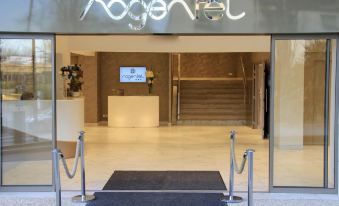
[53,131,95,206]
[247,149,254,206]
[220,130,255,206]
[52,149,62,206]
[72,131,96,203]
[220,131,243,203]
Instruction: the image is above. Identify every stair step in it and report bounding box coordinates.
[181,99,245,104]
[178,80,248,123]
[177,120,247,126]
[180,114,247,120]
[181,80,243,84]
[181,89,244,95]
[180,94,244,99]
[180,109,246,115]
[182,85,244,90]
[180,104,246,109]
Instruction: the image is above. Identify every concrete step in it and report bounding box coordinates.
[183,108,250,113]
[177,120,247,126]
[181,89,245,95]
[182,84,244,90]
[181,79,243,85]
[181,94,244,99]
[179,80,247,123]
[181,99,245,104]
[180,114,247,120]
[180,103,246,109]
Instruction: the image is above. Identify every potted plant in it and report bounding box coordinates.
[146,69,160,95]
[60,64,84,97]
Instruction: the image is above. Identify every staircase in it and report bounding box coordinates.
[178,79,248,125]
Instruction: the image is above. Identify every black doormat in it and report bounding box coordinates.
[86,192,227,206]
[103,171,227,191]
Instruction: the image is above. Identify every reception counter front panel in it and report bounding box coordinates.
[108,96,159,128]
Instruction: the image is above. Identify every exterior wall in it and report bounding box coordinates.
[1,0,339,34]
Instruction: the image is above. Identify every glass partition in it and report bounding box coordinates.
[271,36,337,192]
[0,35,54,188]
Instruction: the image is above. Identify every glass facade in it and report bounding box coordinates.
[0,33,337,194]
[0,36,54,187]
[272,37,337,190]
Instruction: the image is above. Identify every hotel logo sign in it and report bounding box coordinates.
[80,0,245,30]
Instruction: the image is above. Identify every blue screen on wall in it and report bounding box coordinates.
[120,67,147,83]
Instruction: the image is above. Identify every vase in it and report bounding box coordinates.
[72,91,81,97]
[148,84,153,95]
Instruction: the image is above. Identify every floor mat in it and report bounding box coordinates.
[86,192,227,206]
[103,171,227,191]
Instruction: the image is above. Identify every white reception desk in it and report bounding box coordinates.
[108,96,159,128]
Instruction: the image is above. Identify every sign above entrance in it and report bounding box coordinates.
[1,0,338,34]
[80,0,246,30]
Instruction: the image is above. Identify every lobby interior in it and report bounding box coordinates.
[0,35,335,193]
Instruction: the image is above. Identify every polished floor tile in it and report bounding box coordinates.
[2,125,328,192]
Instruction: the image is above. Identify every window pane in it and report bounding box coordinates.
[273,39,328,187]
[1,38,53,186]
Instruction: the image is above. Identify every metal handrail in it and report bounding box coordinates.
[52,131,95,206]
[177,54,181,120]
[221,130,255,206]
[240,57,247,105]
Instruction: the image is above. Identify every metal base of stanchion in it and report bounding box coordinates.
[72,195,96,203]
[220,195,243,203]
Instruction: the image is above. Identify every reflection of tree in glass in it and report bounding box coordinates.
[0,39,53,100]
[305,40,327,53]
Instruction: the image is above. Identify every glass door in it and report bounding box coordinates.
[270,35,338,193]
[0,35,55,191]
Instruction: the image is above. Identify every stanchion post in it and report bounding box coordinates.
[72,131,96,203]
[220,130,242,203]
[229,130,235,199]
[247,149,254,206]
[52,149,61,206]
[80,131,86,199]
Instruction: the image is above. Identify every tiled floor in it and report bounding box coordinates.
[3,125,329,192]
[61,125,269,191]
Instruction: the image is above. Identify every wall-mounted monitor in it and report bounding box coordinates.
[120,67,147,83]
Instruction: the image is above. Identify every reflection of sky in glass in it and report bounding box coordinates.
[1,39,32,66]
[0,39,51,66]
[1,39,32,56]
[35,39,52,65]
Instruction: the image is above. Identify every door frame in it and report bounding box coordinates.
[269,34,339,194]
[0,34,56,192]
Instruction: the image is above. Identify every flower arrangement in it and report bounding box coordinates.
[146,69,157,95]
[60,64,84,97]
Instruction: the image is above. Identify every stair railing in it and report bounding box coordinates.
[52,131,95,206]
[240,57,247,105]
[177,53,181,120]
[221,130,255,206]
